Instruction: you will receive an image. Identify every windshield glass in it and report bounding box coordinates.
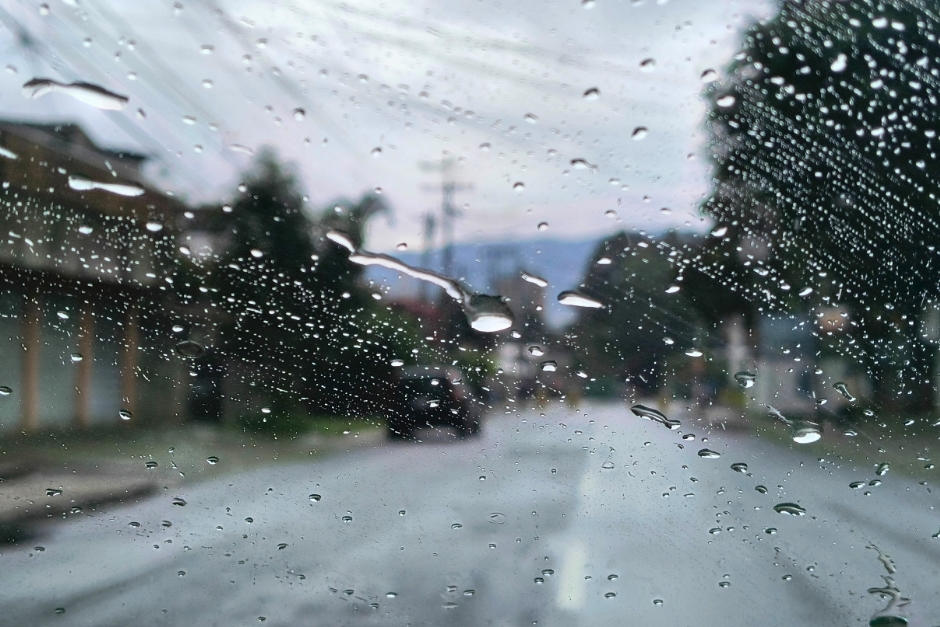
[0,1,937,626]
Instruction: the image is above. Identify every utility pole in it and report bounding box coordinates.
[419,211,436,301]
[419,157,471,279]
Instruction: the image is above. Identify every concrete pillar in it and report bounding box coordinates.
[120,306,139,420]
[74,299,94,429]
[21,294,40,432]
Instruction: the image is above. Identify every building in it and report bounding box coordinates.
[0,120,191,432]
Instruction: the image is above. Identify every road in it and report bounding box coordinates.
[3,403,939,626]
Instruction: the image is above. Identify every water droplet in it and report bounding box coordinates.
[118,409,132,421]
[700,69,718,83]
[557,291,604,309]
[309,493,321,502]
[664,285,680,294]
[327,230,513,333]
[583,87,600,100]
[172,497,187,507]
[46,487,63,497]
[293,108,306,121]
[607,573,619,581]
[730,462,748,473]
[570,158,594,170]
[716,94,736,108]
[773,502,806,516]
[513,182,525,192]
[604,591,617,598]
[631,404,680,430]
[653,598,664,606]
[875,463,890,477]
[791,423,822,444]
[537,221,549,231]
[528,345,545,357]
[540,360,557,372]
[601,460,615,470]
[174,340,205,358]
[833,381,856,402]
[145,461,158,469]
[385,592,398,598]
[710,225,728,238]
[370,147,382,157]
[685,349,703,357]
[451,522,463,529]
[54,608,66,615]
[466,295,514,333]
[0,386,13,396]
[22,78,128,110]
[521,272,548,287]
[487,512,506,524]
[718,581,731,588]
[734,371,756,388]
[68,176,144,197]
[390,359,404,367]
[524,113,538,124]
[206,456,219,465]
[631,126,648,141]
[697,448,720,459]
[765,527,777,535]
[830,53,847,73]
[342,515,353,523]
[639,58,655,72]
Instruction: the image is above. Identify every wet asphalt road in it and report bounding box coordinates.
[3,403,939,627]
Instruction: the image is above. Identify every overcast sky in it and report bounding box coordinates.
[0,0,772,251]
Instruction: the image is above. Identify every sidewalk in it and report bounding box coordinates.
[0,462,157,527]
[0,421,385,535]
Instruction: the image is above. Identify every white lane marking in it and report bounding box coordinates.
[555,540,588,609]
[556,452,605,609]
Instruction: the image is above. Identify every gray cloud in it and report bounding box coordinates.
[0,0,771,249]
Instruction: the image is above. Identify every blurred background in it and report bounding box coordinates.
[0,1,938,625]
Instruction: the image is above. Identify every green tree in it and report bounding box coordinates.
[209,150,420,422]
[567,231,702,395]
[702,0,940,410]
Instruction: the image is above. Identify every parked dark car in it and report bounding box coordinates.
[387,366,481,439]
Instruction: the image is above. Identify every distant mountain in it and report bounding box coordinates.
[364,237,603,328]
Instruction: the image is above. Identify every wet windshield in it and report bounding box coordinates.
[0,1,937,625]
